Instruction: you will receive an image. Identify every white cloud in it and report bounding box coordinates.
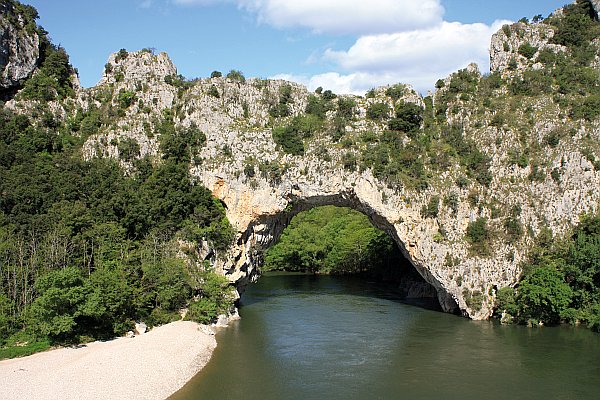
[172,0,510,95]
[237,0,444,35]
[307,20,510,94]
[173,0,444,35]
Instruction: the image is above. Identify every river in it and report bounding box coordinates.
[170,273,600,400]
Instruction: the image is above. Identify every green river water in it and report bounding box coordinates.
[170,273,600,400]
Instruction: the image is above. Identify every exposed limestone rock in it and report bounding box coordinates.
[592,0,600,17]
[68,44,600,320]
[490,22,565,75]
[135,322,147,335]
[0,3,39,93]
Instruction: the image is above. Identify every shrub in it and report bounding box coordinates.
[518,43,538,59]
[210,71,222,78]
[466,217,490,255]
[444,192,459,214]
[115,48,128,63]
[388,102,423,133]
[366,103,390,121]
[421,195,440,218]
[464,289,484,311]
[207,84,220,98]
[337,97,356,120]
[117,90,135,109]
[226,69,245,82]
[517,266,573,325]
[117,138,140,161]
[385,84,406,101]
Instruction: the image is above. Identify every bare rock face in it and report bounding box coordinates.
[592,0,600,17]
[489,22,565,74]
[0,3,40,94]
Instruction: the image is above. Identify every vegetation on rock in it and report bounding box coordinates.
[495,214,600,330]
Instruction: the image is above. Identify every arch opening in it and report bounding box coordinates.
[233,195,460,315]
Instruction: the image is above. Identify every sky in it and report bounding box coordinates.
[25,0,569,94]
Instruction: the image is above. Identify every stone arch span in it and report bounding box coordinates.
[238,193,459,314]
[198,170,475,317]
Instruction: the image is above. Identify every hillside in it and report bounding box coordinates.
[0,0,599,346]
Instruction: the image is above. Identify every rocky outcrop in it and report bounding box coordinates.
[0,2,40,95]
[489,22,565,74]
[592,0,600,17]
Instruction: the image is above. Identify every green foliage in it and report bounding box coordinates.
[19,45,75,101]
[336,97,356,120]
[0,333,50,360]
[518,43,538,59]
[385,84,406,101]
[463,290,484,312]
[210,71,222,78]
[164,74,193,92]
[466,217,490,256]
[269,84,293,117]
[421,195,440,218]
[509,70,553,96]
[117,138,140,161]
[259,160,285,185]
[185,270,234,324]
[264,206,402,275]
[389,102,423,134]
[442,125,492,186]
[496,287,518,316]
[226,70,245,82]
[115,49,129,63]
[159,119,206,163]
[518,266,573,325]
[366,103,390,121]
[27,267,86,342]
[272,115,322,155]
[498,213,600,330]
[207,85,220,98]
[571,94,600,121]
[0,103,235,348]
[117,90,135,109]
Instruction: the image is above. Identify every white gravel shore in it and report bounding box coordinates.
[0,321,217,400]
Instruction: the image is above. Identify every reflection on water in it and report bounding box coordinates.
[170,273,600,400]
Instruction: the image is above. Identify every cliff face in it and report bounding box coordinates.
[4,2,600,319]
[0,2,40,96]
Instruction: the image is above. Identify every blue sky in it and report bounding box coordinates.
[26,0,568,94]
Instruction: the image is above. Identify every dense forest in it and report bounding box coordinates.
[263,206,405,276]
[0,103,236,356]
[0,2,236,358]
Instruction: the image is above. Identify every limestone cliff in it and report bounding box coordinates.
[5,2,600,320]
[0,1,40,96]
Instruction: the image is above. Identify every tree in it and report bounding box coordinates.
[517,265,573,325]
[366,103,390,121]
[27,267,86,342]
[226,70,245,82]
[210,71,222,78]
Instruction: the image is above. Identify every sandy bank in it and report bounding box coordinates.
[0,321,217,400]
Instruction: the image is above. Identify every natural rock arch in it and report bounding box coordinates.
[201,166,485,318]
[218,191,460,315]
[72,46,599,320]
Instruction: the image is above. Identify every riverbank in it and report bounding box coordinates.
[0,321,217,400]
